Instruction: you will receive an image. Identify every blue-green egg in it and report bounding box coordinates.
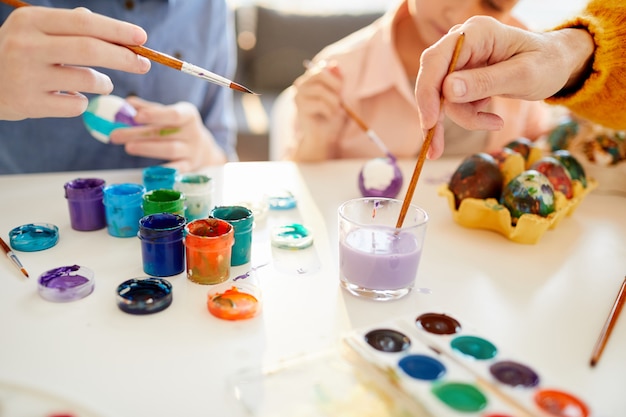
[82,95,139,143]
[501,170,555,222]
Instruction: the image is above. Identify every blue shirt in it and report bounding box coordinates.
[0,0,238,174]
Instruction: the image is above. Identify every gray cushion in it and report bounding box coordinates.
[249,6,382,91]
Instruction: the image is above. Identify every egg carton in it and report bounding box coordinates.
[438,163,598,244]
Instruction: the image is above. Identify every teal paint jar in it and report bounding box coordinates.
[142,166,178,191]
[210,205,254,266]
[103,183,146,238]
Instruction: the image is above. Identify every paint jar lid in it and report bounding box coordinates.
[270,223,313,250]
[266,189,297,210]
[116,277,173,315]
[207,282,261,321]
[38,265,94,302]
[9,223,59,252]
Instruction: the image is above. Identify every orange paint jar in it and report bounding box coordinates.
[184,218,234,285]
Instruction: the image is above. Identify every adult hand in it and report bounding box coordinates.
[110,96,226,172]
[0,6,150,120]
[416,16,594,159]
[292,60,345,161]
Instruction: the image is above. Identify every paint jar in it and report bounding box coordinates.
[142,189,185,217]
[184,218,234,285]
[63,177,106,231]
[103,183,145,238]
[338,197,428,301]
[210,205,254,266]
[142,166,178,191]
[174,173,213,221]
[138,213,186,277]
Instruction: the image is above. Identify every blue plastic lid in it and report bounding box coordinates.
[9,223,59,252]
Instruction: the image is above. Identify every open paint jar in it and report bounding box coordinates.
[116,277,173,315]
[38,265,95,302]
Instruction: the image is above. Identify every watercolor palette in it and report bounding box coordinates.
[342,311,590,417]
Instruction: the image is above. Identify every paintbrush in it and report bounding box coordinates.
[0,237,29,278]
[303,60,395,160]
[395,32,465,229]
[590,276,626,367]
[1,0,255,94]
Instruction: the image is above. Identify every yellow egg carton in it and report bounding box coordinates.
[438,153,598,244]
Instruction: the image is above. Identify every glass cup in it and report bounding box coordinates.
[338,197,428,301]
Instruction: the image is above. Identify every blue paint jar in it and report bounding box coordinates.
[63,178,106,231]
[103,183,145,238]
[142,166,178,191]
[210,205,254,266]
[138,213,186,277]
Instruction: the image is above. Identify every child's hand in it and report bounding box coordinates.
[292,60,345,161]
[109,96,226,171]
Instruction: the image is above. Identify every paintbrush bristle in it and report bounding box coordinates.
[230,82,257,95]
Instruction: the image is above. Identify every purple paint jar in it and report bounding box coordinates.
[38,265,95,302]
[64,178,106,231]
[138,213,186,277]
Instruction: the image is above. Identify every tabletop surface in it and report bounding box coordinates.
[0,158,624,417]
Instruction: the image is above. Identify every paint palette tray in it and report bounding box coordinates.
[230,348,414,417]
[342,311,591,417]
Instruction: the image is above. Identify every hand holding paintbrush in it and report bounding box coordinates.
[0,0,253,120]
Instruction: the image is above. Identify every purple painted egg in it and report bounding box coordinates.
[530,156,574,199]
[504,137,535,162]
[501,170,555,222]
[552,150,587,188]
[448,153,503,208]
[358,157,403,198]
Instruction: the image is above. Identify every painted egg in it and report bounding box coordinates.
[448,153,503,208]
[583,133,625,166]
[488,147,519,169]
[501,170,555,221]
[82,95,139,143]
[552,150,587,188]
[504,137,535,162]
[547,116,579,151]
[530,156,574,199]
[358,157,403,199]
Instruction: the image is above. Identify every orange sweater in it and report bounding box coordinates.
[547,0,626,129]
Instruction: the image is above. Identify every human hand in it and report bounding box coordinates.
[109,96,226,172]
[292,60,345,161]
[416,16,594,159]
[0,6,150,121]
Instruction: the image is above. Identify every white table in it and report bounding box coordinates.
[0,158,624,417]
